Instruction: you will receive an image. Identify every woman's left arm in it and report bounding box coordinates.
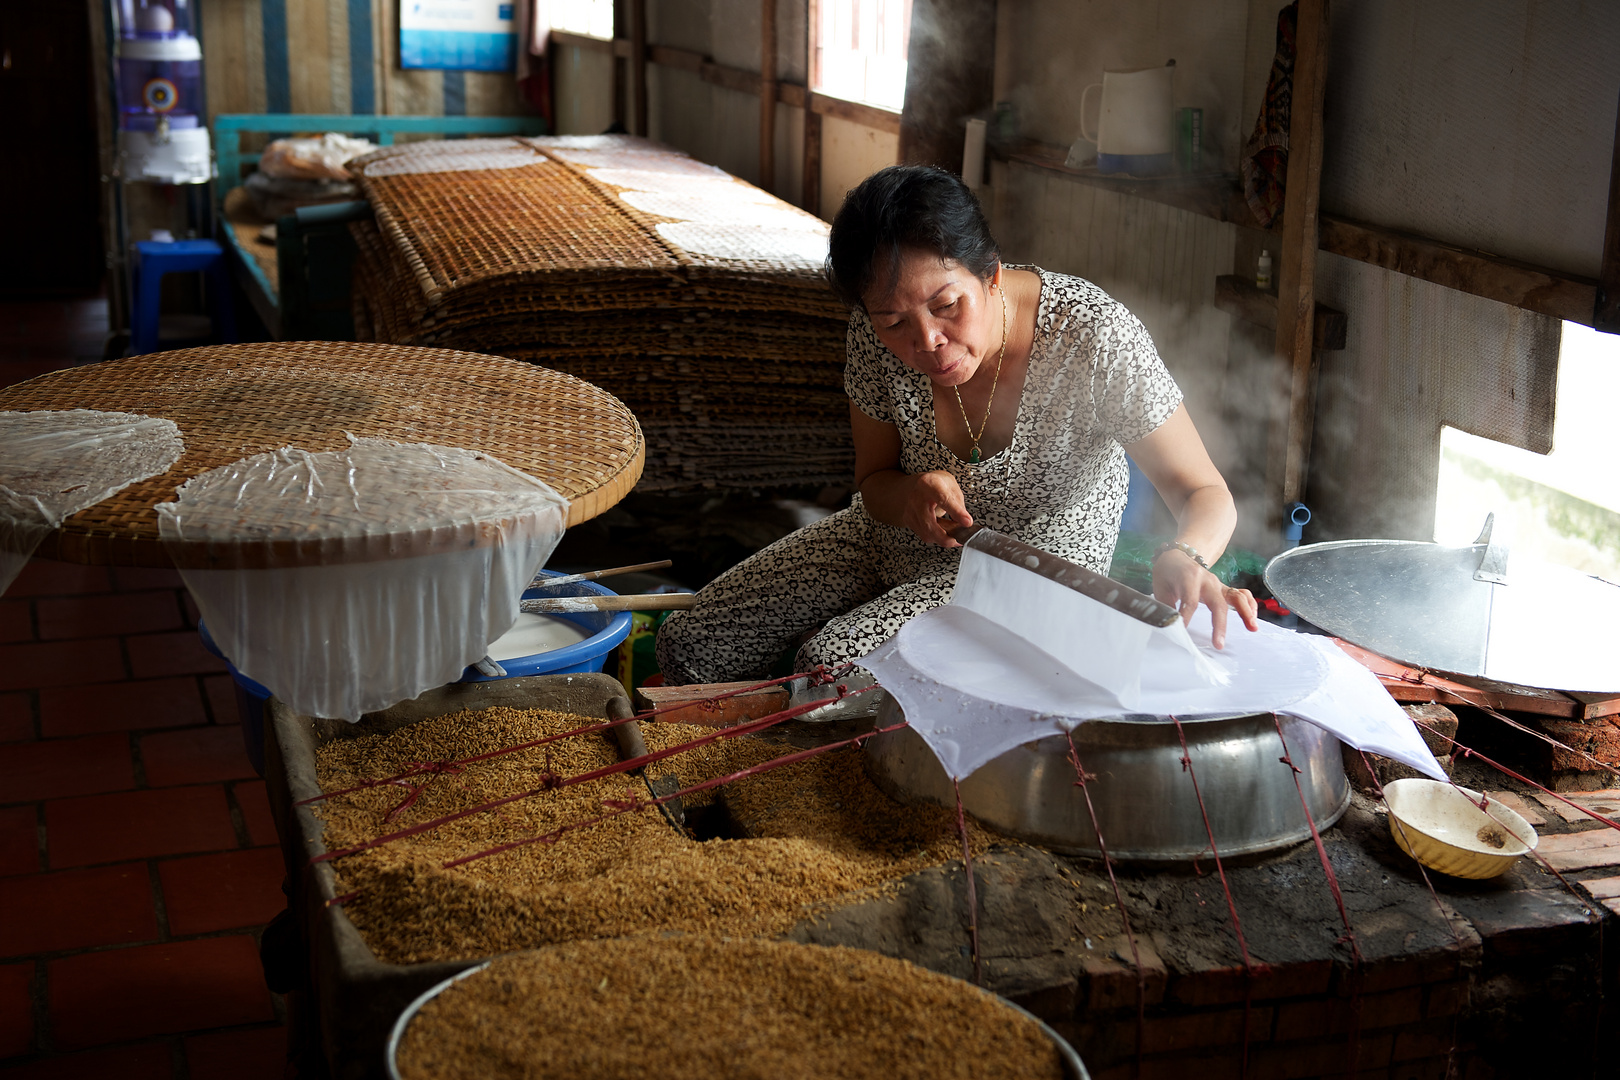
[1123,404,1259,647]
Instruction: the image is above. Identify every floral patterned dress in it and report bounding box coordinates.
[655,267,1183,684]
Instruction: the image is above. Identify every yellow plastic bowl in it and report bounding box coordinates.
[1383,778,1538,879]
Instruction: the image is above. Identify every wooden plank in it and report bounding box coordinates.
[550,29,615,54]
[803,91,901,136]
[1318,215,1597,325]
[1268,0,1330,512]
[802,108,822,216]
[636,682,790,727]
[1569,691,1620,722]
[630,0,647,136]
[1329,639,1587,718]
[1596,82,1620,333]
[1536,828,1620,873]
[1213,275,1347,350]
[759,0,777,192]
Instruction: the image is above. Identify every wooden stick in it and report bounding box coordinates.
[522,593,696,613]
[760,0,777,192]
[528,559,674,590]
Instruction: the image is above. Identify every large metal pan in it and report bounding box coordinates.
[865,697,1350,861]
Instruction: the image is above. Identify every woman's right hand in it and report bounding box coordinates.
[900,470,974,546]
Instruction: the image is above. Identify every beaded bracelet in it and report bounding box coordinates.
[1154,540,1210,571]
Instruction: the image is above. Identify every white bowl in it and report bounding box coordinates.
[1384,778,1538,879]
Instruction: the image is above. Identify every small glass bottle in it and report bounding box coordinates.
[1256,250,1273,291]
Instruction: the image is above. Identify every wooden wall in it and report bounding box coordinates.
[196,0,529,124]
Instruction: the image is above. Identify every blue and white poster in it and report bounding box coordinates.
[400,0,517,71]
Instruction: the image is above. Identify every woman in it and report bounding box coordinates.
[656,165,1258,685]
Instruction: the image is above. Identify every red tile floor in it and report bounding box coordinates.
[1,295,291,1078]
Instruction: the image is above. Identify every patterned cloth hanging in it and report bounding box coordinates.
[1242,1,1298,229]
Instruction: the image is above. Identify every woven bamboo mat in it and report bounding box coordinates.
[0,343,643,567]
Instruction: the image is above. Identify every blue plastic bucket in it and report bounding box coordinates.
[197,571,633,773]
[459,573,633,681]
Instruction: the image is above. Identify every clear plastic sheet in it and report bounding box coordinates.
[156,437,569,721]
[858,555,1445,781]
[0,410,185,595]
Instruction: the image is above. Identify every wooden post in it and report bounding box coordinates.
[1596,84,1620,333]
[803,109,823,216]
[760,0,777,192]
[630,0,648,136]
[1265,0,1331,522]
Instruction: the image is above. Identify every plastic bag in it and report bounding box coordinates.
[156,437,569,721]
[0,410,185,595]
[258,133,377,181]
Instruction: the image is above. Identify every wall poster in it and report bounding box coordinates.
[399,0,517,71]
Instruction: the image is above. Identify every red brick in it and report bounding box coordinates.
[0,1042,173,1080]
[0,863,159,957]
[5,562,113,599]
[0,638,126,692]
[142,726,256,787]
[1540,719,1620,772]
[181,591,202,628]
[1392,1020,1459,1063]
[0,733,133,803]
[1391,1056,1456,1080]
[202,675,240,726]
[1140,1006,1271,1055]
[1425,979,1468,1018]
[126,632,228,680]
[1353,950,1463,994]
[37,591,183,641]
[234,780,278,848]
[1080,936,1169,1010]
[1275,986,1422,1041]
[1167,958,1334,1007]
[0,961,33,1056]
[0,804,40,876]
[49,935,274,1049]
[111,567,184,591]
[0,598,32,644]
[0,691,33,742]
[185,1024,288,1080]
[45,786,238,868]
[1252,1032,1394,1079]
[159,847,286,936]
[40,677,208,738]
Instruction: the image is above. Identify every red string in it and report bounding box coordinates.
[1407,671,1620,775]
[325,718,912,906]
[1273,719,1362,1076]
[1169,715,1259,1079]
[300,664,858,808]
[310,684,874,866]
[951,776,982,987]
[381,760,465,822]
[1065,730,1146,1076]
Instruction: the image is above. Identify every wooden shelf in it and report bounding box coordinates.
[1215,275,1347,350]
[992,139,1263,229]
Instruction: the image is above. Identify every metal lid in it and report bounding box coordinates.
[1264,516,1620,693]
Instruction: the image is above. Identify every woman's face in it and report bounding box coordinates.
[863,248,1001,388]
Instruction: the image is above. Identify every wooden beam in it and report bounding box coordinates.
[1267,0,1330,514]
[630,0,648,136]
[1319,215,1597,325]
[556,33,904,138]
[803,109,823,216]
[1594,83,1620,333]
[759,0,777,192]
[549,29,615,54]
[1214,276,1346,351]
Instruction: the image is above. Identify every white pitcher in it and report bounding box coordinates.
[1077,62,1175,175]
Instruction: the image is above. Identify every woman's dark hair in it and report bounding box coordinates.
[825,165,1000,309]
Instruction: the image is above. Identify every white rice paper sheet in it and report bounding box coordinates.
[0,410,185,595]
[157,438,568,721]
[857,549,1445,782]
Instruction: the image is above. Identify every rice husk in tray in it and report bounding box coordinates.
[393,936,1064,1080]
[314,707,993,965]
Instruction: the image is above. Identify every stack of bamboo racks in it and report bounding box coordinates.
[347,135,852,493]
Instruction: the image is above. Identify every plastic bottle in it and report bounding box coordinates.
[1256,250,1272,291]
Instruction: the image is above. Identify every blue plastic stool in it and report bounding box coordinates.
[132,239,238,355]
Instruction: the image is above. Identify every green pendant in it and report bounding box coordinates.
[969,445,982,464]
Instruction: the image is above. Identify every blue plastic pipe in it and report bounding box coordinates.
[1282,502,1312,548]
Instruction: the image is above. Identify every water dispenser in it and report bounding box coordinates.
[116,0,211,185]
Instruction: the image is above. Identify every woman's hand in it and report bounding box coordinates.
[898,470,974,546]
[1152,547,1260,649]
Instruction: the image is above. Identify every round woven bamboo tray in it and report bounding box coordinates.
[0,343,643,568]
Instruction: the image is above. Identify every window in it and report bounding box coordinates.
[811,0,912,112]
[549,0,613,40]
[1434,321,1620,582]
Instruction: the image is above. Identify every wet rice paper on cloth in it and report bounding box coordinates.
[858,542,1445,781]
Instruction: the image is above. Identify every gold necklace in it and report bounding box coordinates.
[953,285,1008,464]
